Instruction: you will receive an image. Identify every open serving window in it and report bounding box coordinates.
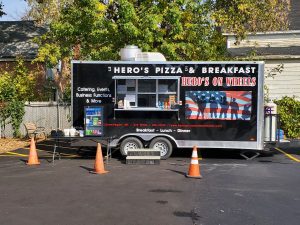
[113,76,180,119]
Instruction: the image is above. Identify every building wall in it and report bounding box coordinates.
[0,60,45,74]
[226,31,300,57]
[290,0,300,30]
[265,59,300,101]
[0,60,51,100]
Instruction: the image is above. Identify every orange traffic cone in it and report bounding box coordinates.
[26,137,40,165]
[90,143,108,174]
[186,146,202,179]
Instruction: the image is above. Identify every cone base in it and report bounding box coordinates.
[26,161,41,166]
[185,174,202,179]
[89,170,109,174]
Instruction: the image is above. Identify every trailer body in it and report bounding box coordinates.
[72,61,264,158]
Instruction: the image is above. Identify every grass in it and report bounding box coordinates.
[0,138,30,154]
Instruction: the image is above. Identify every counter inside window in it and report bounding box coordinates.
[113,76,181,111]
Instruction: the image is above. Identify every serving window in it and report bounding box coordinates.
[113,76,180,110]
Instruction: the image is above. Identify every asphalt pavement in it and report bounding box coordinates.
[0,140,299,225]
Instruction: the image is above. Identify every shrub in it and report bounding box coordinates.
[274,96,300,139]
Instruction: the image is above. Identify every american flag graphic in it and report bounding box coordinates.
[185,91,252,120]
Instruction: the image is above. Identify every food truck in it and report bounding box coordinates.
[72,60,265,159]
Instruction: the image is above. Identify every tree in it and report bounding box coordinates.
[0,1,5,17]
[0,58,47,137]
[32,0,290,99]
[211,0,290,41]
[35,0,227,61]
[24,0,74,25]
[34,0,291,61]
[93,0,226,61]
[34,0,110,99]
[0,71,25,138]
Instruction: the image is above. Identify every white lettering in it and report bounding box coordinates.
[155,66,183,74]
[77,87,95,92]
[136,128,155,132]
[177,129,190,133]
[201,66,256,74]
[160,129,172,133]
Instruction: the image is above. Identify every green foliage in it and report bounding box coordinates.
[0,72,24,138]
[211,0,289,41]
[94,0,227,61]
[32,0,105,99]
[8,100,25,137]
[62,83,71,103]
[34,0,290,62]
[13,58,36,101]
[274,96,300,139]
[34,0,228,64]
[24,0,74,25]
[0,58,44,137]
[0,1,5,17]
[0,72,16,102]
[31,0,289,99]
[0,71,17,137]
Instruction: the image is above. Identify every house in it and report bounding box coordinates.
[0,20,57,101]
[0,20,47,78]
[224,0,300,101]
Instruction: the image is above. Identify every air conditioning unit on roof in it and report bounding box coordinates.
[119,45,166,61]
[134,52,166,61]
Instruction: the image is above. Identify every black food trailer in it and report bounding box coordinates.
[72,61,265,159]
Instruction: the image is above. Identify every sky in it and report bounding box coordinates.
[0,0,29,21]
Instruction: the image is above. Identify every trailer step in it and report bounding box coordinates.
[126,159,160,165]
[127,149,161,156]
[126,149,161,165]
[126,156,161,160]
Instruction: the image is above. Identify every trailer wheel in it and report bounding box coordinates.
[120,137,143,156]
[149,137,173,159]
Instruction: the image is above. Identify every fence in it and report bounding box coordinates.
[1,102,72,138]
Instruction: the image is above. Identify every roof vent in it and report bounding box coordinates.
[119,45,142,61]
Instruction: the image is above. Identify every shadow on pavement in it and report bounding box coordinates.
[171,147,272,160]
[166,169,186,176]
[80,165,94,172]
[277,147,300,156]
[277,139,300,156]
[4,139,284,161]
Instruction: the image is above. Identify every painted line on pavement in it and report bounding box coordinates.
[5,152,28,157]
[275,147,300,163]
[6,148,74,156]
[0,154,81,158]
[0,151,80,158]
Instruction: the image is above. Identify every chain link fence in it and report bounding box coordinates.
[1,102,72,138]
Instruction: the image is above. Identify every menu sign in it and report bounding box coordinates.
[84,106,104,136]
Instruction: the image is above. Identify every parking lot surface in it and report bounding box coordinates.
[0,141,299,225]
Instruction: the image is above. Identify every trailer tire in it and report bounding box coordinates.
[120,137,143,156]
[149,137,173,159]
